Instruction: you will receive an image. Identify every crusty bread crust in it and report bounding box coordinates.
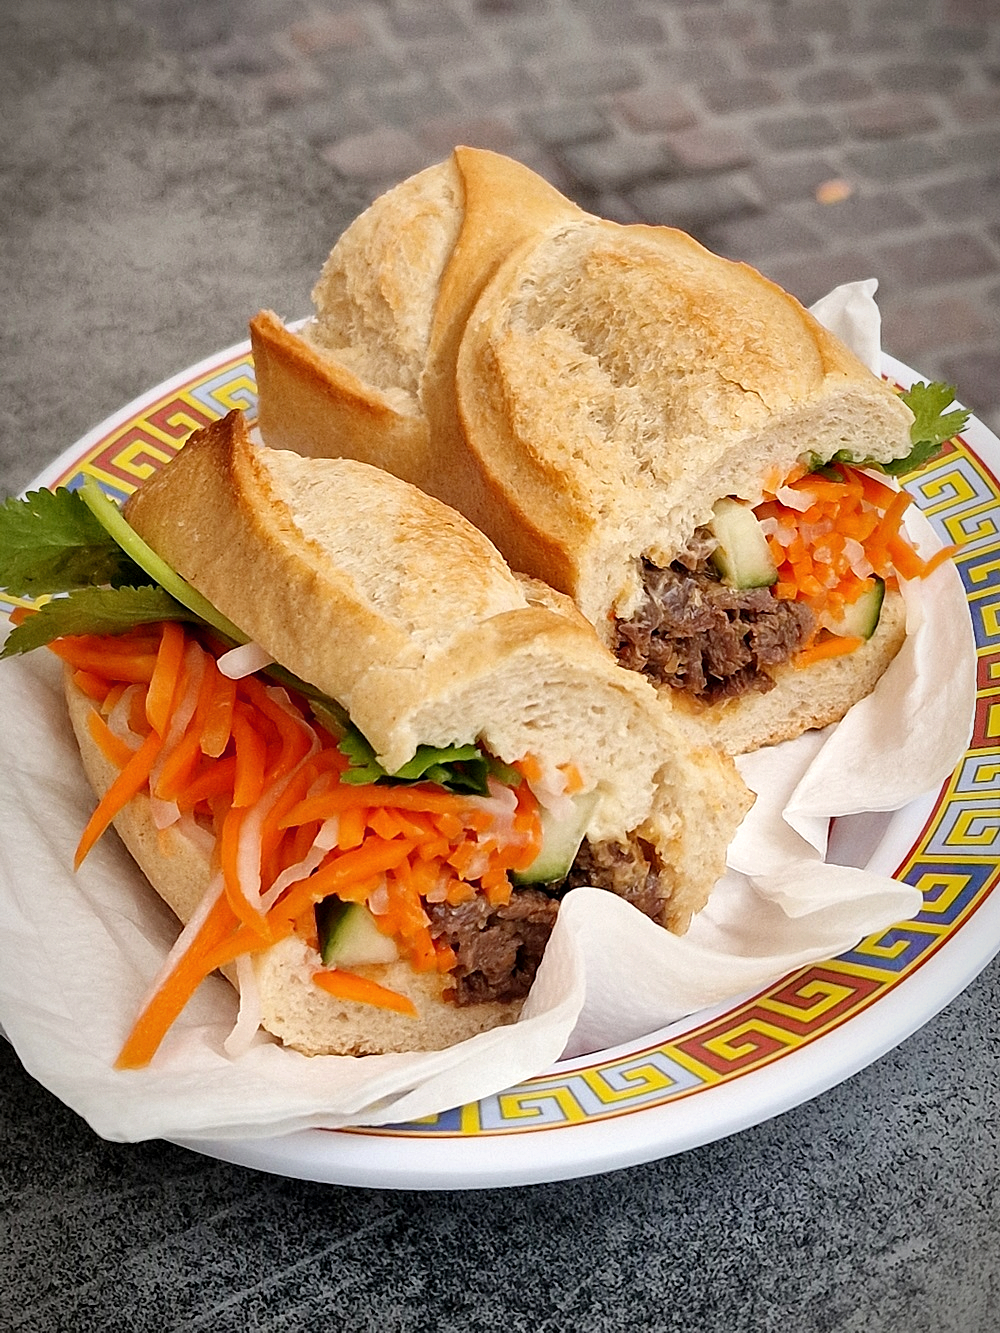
[249,147,915,750]
[64,670,522,1056]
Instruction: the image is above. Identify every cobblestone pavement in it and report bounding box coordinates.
[129,0,1000,432]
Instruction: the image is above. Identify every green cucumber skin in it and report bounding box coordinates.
[316,899,399,967]
[828,577,885,640]
[709,498,778,590]
[511,792,597,886]
[78,478,248,645]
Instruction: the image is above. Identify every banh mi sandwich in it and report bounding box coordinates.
[250,147,968,755]
[0,411,751,1065]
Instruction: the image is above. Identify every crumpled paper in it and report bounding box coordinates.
[0,283,977,1140]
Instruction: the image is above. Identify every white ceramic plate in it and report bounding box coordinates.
[8,348,1000,1189]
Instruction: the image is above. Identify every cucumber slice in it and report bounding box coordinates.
[316,899,399,967]
[823,577,885,640]
[709,497,778,589]
[511,791,598,886]
[78,478,249,645]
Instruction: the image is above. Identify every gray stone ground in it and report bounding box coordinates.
[127,0,1000,434]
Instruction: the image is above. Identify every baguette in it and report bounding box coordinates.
[251,148,917,753]
[62,410,751,1059]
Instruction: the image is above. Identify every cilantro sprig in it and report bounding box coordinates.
[0,482,498,792]
[807,380,970,478]
[881,381,970,477]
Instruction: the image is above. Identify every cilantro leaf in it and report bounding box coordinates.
[335,728,517,794]
[0,488,145,596]
[805,380,970,480]
[1,586,201,658]
[881,381,970,477]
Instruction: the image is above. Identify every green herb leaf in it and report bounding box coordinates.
[881,381,970,477]
[0,488,145,596]
[0,586,201,658]
[335,728,514,795]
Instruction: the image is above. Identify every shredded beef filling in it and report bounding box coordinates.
[427,834,667,1005]
[615,555,815,701]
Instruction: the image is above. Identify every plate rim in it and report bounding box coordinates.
[7,345,999,1189]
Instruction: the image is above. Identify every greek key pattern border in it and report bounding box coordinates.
[28,354,1000,1137]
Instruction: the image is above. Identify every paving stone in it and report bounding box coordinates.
[364,81,463,130]
[844,94,942,140]
[918,172,1000,223]
[584,8,665,42]
[451,65,543,108]
[829,29,911,57]
[919,23,991,54]
[678,9,761,43]
[522,103,610,147]
[387,4,469,39]
[869,0,936,18]
[654,46,740,82]
[559,135,678,191]
[845,138,950,183]
[755,113,843,151]
[948,127,1000,168]
[806,192,927,240]
[874,232,1000,289]
[416,114,520,157]
[701,210,824,265]
[662,123,754,173]
[763,248,885,306]
[752,156,843,203]
[288,10,372,55]
[741,39,817,72]
[532,55,645,99]
[628,170,761,231]
[880,293,994,366]
[879,60,970,94]
[943,0,997,23]
[274,93,373,145]
[321,127,433,180]
[615,88,698,135]
[697,75,784,116]
[953,90,1000,122]
[775,0,852,36]
[796,68,878,105]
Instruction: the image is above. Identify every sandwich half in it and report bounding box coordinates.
[1,411,750,1062]
[251,148,963,754]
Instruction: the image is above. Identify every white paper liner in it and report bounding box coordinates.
[0,283,978,1141]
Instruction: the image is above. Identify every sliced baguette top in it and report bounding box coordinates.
[122,410,753,927]
[251,147,914,632]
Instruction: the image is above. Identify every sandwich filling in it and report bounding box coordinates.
[614,458,956,702]
[44,620,671,1059]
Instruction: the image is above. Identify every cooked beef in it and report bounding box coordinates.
[428,833,669,1005]
[616,559,815,701]
[427,888,559,1006]
[560,835,668,920]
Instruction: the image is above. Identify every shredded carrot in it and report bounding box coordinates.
[72,668,112,702]
[795,634,865,668]
[145,620,186,735]
[86,708,136,770]
[312,968,418,1017]
[755,462,959,648]
[115,889,249,1069]
[50,621,545,1065]
[74,728,164,869]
